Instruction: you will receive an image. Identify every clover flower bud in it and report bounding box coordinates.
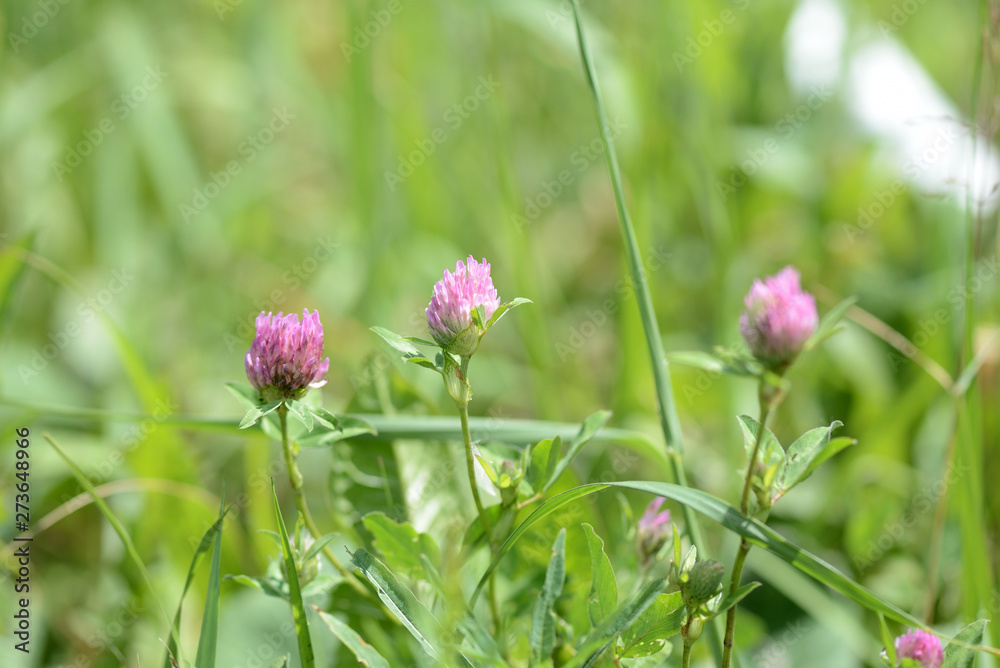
[637,497,671,562]
[894,630,943,668]
[740,266,818,370]
[426,256,501,356]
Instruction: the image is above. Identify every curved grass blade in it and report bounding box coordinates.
[473,481,928,633]
[272,482,315,668]
[314,607,391,668]
[194,490,227,668]
[44,434,181,659]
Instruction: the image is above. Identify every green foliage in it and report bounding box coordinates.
[531,529,567,664]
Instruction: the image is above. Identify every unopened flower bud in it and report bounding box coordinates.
[687,559,725,602]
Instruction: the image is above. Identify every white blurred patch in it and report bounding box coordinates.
[784,0,1000,213]
[784,0,847,92]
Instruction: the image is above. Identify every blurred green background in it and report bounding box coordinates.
[0,0,997,665]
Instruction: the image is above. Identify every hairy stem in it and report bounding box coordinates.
[278,406,372,600]
[721,390,772,668]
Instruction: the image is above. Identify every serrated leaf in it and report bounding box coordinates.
[777,421,846,494]
[545,410,612,493]
[286,400,315,432]
[309,407,342,431]
[528,437,560,493]
[314,608,391,668]
[531,529,567,662]
[485,297,532,330]
[371,327,439,371]
[581,523,617,625]
[239,400,283,429]
[618,591,683,659]
[738,415,784,470]
[299,416,377,447]
[567,578,669,667]
[362,512,441,582]
[942,620,988,668]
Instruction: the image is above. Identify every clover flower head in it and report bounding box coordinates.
[245,309,330,402]
[426,256,501,356]
[895,629,943,668]
[637,497,671,561]
[739,266,818,368]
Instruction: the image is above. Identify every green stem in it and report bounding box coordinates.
[278,406,372,601]
[681,613,695,668]
[458,401,503,636]
[721,389,772,668]
[567,1,722,661]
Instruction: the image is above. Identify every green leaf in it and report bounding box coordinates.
[286,400,315,432]
[580,523,617,625]
[737,415,784,469]
[567,578,670,667]
[371,326,439,370]
[309,406,342,431]
[350,549,470,666]
[472,481,929,632]
[942,620,988,668]
[302,532,341,562]
[531,529,567,663]
[714,581,761,615]
[545,410,612,493]
[485,297,532,330]
[194,492,226,668]
[314,608,390,668]
[239,400,283,429]
[272,483,315,668]
[299,415,377,447]
[225,574,286,600]
[617,591,684,659]
[362,512,441,582]
[777,421,846,493]
[528,437,560,493]
[804,296,858,352]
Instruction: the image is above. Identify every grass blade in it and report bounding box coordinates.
[194,490,227,668]
[314,607,391,668]
[44,434,180,658]
[165,495,231,668]
[272,482,316,668]
[566,0,721,658]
